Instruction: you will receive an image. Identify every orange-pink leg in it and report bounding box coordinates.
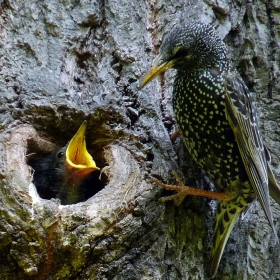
[170,130,180,141]
[151,172,232,202]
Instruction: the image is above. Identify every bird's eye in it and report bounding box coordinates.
[57,151,65,159]
[173,48,189,59]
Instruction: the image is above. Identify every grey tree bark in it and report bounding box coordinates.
[0,0,280,279]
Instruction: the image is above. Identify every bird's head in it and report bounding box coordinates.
[30,120,100,204]
[140,21,228,88]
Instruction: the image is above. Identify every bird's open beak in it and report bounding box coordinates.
[139,56,175,89]
[66,121,99,177]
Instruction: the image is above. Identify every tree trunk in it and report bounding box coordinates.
[1,0,280,279]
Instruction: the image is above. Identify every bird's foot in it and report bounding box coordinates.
[152,171,232,202]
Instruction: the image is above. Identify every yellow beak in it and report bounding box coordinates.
[66,121,99,177]
[139,57,175,89]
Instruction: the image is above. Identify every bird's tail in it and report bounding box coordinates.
[209,200,243,278]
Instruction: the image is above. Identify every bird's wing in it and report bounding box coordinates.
[223,72,277,239]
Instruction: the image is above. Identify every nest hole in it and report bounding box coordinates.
[26,135,108,205]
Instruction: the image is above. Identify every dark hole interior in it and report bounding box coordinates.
[27,137,107,205]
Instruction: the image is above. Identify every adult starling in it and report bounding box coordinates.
[30,121,99,205]
[140,21,280,277]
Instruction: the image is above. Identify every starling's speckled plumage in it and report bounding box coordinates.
[140,22,280,278]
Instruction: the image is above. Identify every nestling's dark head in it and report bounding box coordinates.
[29,121,100,205]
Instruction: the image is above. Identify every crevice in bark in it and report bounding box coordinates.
[1,122,157,278]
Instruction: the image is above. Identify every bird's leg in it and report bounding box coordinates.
[170,130,180,141]
[152,171,232,202]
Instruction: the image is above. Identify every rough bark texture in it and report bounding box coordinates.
[1,0,280,279]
